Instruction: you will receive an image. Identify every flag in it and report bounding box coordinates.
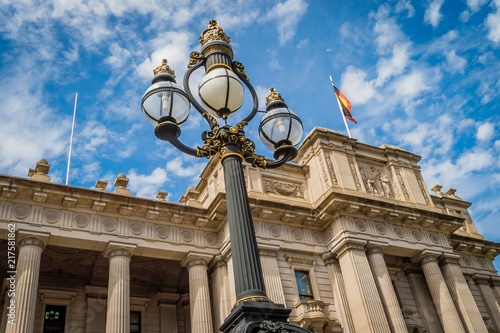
[333,85,357,124]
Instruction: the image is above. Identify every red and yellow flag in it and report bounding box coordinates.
[333,86,357,124]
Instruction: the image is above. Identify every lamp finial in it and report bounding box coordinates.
[199,20,231,47]
[153,59,175,77]
[266,88,285,106]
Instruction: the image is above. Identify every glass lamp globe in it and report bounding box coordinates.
[142,80,190,126]
[259,106,303,150]
[198,67,244,119]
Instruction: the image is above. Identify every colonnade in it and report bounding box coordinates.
[4,232,500,333]
[322,241,491,333]
[5,232,215,333]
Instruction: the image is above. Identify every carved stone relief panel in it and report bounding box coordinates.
[358,163,395,198]
[262,177,304,198]
[324,151,338,186]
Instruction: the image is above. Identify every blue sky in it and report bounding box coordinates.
[0,0,499,268]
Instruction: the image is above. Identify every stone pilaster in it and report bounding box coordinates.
[259,245,286,305]
[210,255,232,329]
[322,253,355,333]
[157,293,180,333]
[439,255,488,333]
[6,231,48,333]
[104,243,136,333]
[334,239,390,333]
[85,286,107,333]
[491,276,500,303]
[472,274,500,332]
[179,294,191,333]
[418,252,465,333]
[182,253,213,333]
[366,246,407,333]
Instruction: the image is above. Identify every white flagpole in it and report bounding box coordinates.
[329,75,352,138]
[66,92,78,185]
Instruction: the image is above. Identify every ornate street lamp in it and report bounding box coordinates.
[142,20,308,333]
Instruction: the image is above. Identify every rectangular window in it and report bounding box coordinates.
[43,305,66,333]
[131,311,141,333]
[295,270,314,301]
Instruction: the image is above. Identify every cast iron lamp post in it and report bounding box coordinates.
[142,20,309,333]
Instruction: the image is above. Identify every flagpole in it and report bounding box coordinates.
[329,75,352,138]
[66,92,78,185]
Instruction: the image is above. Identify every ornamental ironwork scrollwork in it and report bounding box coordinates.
[233,61,249,80]
[258,320,290,333]
[188,51,204,68]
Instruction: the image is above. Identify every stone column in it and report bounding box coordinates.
[85,286,107,333]
[157,293,180,333]
[322,253,355,333]
[472,274,500,332]
[366,246,407,333]
[259,245,286,305]
[439,255,488,333]
[335,239,390,333]
[104,243,136,333]
[402,263,442,333]
[6,231,48,333]
[182,254,213,333]
[418,252,465,333]
[179,294,191,333]
[1,278,13,332]
[210,256,232,329]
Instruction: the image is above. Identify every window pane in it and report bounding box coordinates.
[295,271,314,301]
[43,305,66,333]
[130,311,141,333]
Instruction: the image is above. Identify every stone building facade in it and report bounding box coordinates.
[0,127,499,333]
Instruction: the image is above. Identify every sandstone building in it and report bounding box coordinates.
[0,127,499,332]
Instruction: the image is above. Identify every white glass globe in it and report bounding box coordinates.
[198,67,244,118]
[259,107,303,150]
[142,80,190,126]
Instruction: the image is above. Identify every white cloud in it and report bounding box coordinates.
[166,156,206,180]
[392,69,430,99]
[341,66,377,105]
[476,122,495,142]
[445,50,467,73]
[136,31,193,80]
[127,167,168,199]
[466,0,489,12]
[486,0,500,43]
[373,5,405,53]
[104,43,132,69]
[376,44,410,86]
[397,114,454,156]
[263,0,308,45]
[460,10,471,23]
[478,51,494,64]
[457,118,475,131]
[395,0,415,17]
[424,0,444,27]
[0,60,69,176]
[457,150,494,173]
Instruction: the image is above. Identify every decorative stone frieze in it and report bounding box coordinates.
[263,177,305,198]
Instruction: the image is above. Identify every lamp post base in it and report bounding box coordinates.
[220,302,311,333]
